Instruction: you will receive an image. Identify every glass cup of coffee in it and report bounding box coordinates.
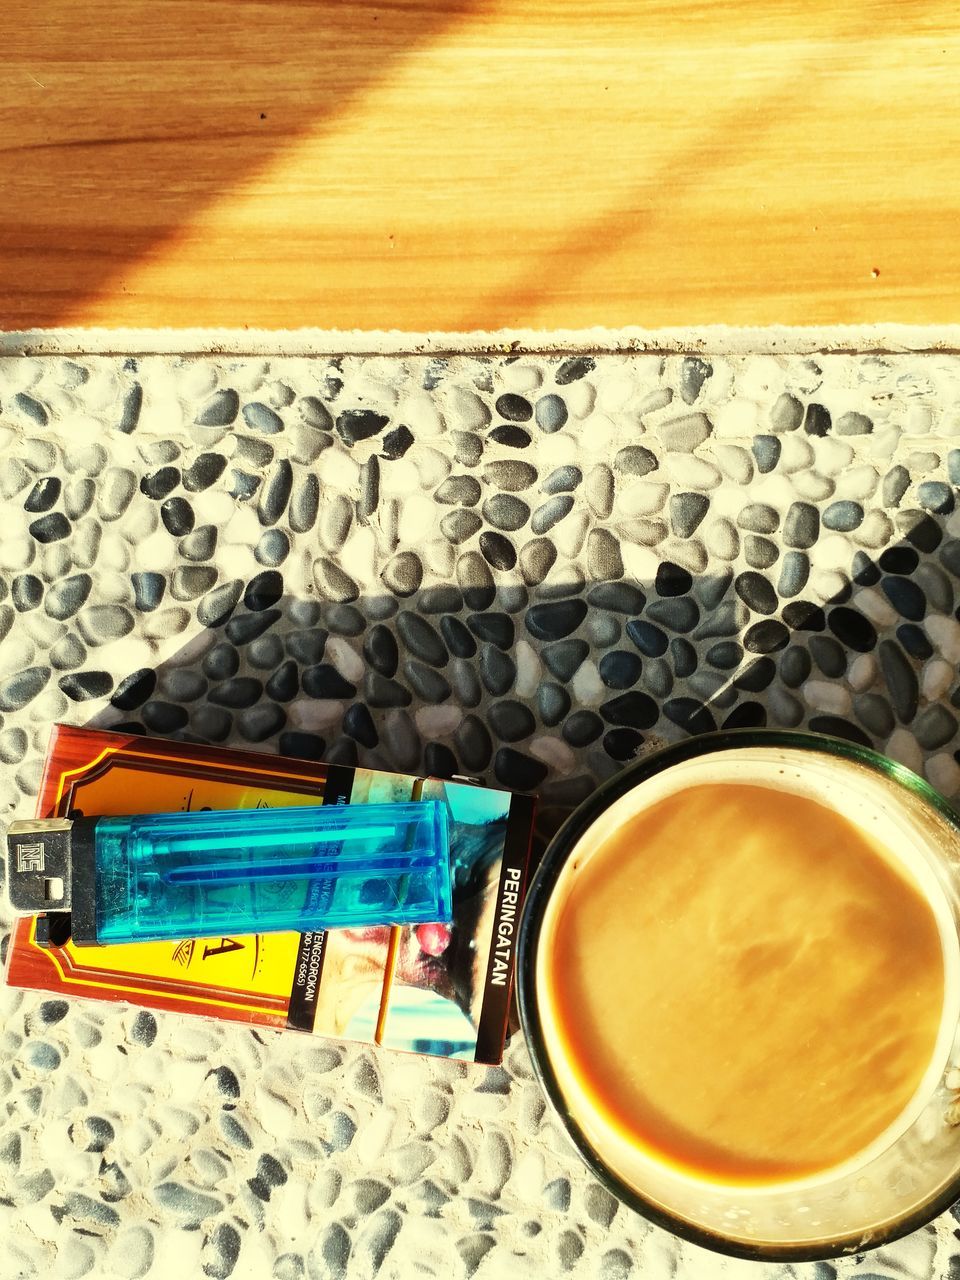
[516,729,960,1260]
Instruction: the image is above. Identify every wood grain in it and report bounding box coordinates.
[2,0,959,331]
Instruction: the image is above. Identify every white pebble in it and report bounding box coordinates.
[834,464,879,501]
[596,370,636,412]
[704,516,739,561]
[553,512,589,559]
[352,377,397,409]
[316,448,360,490]
[945,1068,960,1091]
[177,361,218,398]
[136,528,175,572]
[397,494,437,545]
[514,640,541,698]
[864,424,902,459]
[413,446,451,489]
[853,588,898,628]
[854,509,894,548]
[810,570,848,603]
[926,615,960,663]
[422,539,454,578]
[341,526,377,587]
[399,392,444,435]
[618,481,668,516]
[565,380,595,418]
[415,706,461,738]
[923,657,955,702]
[446,386,489,432]
[847,653,877,692]
[219,543,258,581]
[288,699,345,731]
[713,444,753,484]
[927,753,960,799]
[778,435,814,474]
[803,681,852,715]
[326,637,364,684]
[713,399,757,438]
[529,737,575,773]
[500,364,542,395]
[191,489,235,527]
[886,728,924,777]
[99,533,131,573]
[223,503,261,544]
[663,455,722,490]
[571,661,604,706]
[0,535,35,571]
[793,471,835,501]
[619,542,661,581]
[812,437,854,474]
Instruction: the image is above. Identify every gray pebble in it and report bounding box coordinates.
[196,389,239,426]
[780,646,812,687]
[660,412,711,451]
[78,605,134,644]
[483,494,530,532]
[64,477,96,520]
[918,480,955,514]
[915,705,958,750]
[783,501,819,549]
[822,500,864,532]
[45,573,91,621]
[541,465,582,494]
[404,661,451,703]
[586,529,623,580]
[0,727,28,764]
[585,465,614,519]
[289,473,319,533]
[171,566,217,600]
[397,613,446,665]
[322,603,365,635]
[809,635,846,677]
[915,562,953,615]
[769,686,804,727]
[0,457,31,500]
[535,394,568,432]
[14,393,49,427]
[244,401,284,434]
[693,599,750,640]
[614,446,658,477]
[482,460,536,492]
[479,645,516,696]
[451,430,484,467]
[382,552,423,598]
[854,692,895,738]
[642,658,673,699]
[778,550,809,598]
[180,526,217,562]
[458,551,495,610]
[882,465,911,508]
[201,1224,241,1280]
[647,597,699,632]
[744,535,779,570]
[314,557,359,603]
[770,392,804,432]
[436,475,482,506]
[689,670,737,708]
[531,495,573,535]
[670,492,709,538]
[737,503,780,534]
[154,1181,223,1220]
[878,639,919,722]
[239,704,286,742]
[752,435,781,473]
[599,1248,634,1280]
[542,639,588,681]
[441,508,482,544]
[259,459,293,525]
[835,411,873,436]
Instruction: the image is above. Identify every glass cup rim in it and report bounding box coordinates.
[515,727,960,1262]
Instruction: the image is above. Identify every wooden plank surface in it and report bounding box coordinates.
[3,0,959,332]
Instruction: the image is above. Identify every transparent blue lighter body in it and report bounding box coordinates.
[92,801,452,944]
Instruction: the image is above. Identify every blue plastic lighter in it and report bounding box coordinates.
[5,802,452,945]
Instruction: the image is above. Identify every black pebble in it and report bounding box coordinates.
[183,453,227,492]
[494,747,547,790]
[140,467,180,500]
[918,481,955,514]
[336,408,389,445]
[781,601,825,631]
[279,731,327,760]
[265,661,299,702]
[358,456,380,523]
[29,513,70,543]
[455,715,493,771]
[24,476,61,512]
[881,576,926,621]
[192,707,232,742]
[160,497,195,536]
[655,562,693,598]
[599,650,642,689]
[230,470,260,501]
[808,716,872,749]
[424,743,459,779]
[879,546,919,574]
[541,465,582,494]
[896,623,933,660]
[751,436,780,473]
[467,612,514,650]
[439,615,477,659]
[286,628,328,665]
[526,599,588,641]
[203,644,239,680]
[239,704,286,742]
[405,661,452,703]
[12,575,43,611]
[706,641,742,669]
[783,502,819,549]
[878,639,919,722]
[111,669,156,711]
[808,636,846,678]
[419,586,464,614]
[851,551,881,586]
[723,703,767,729]
[397,613,447,666]
[780,646,811,688]
[555,356,595,384]
[489,425,531,448]
[735,572,778,615]
[743,619,790,652]
[542,639,589,681]
[141,701,189,732]
[196,389,239,426]
[245,571,284,612]
[586,583,646,613]
[479,646,516,696]
[479,532,517,571]
[664,698,716,735]
[599,691,658,729]
[226,609,281,646]
[365,674,412,708]
[804,403,832,436]
[626,620,668,657]
[827,606,876,652]
[343,704,378,748]
[603,728,645,761]
[259,460,293,526]
[670,493,709,539]
[243,402,284,434]
[301,665,355,699]
[380,425,414,459]
[733,657,776,692]
[646,597,699,633]
[489,701,535,742]
[563,711,605,746]
[495,393,533,422]
[670,637,697,676]
[208,677,265,708]
[59,671,113,701]
[538,683,571,726]
[901,513,943,552]
[363,625,398,676]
